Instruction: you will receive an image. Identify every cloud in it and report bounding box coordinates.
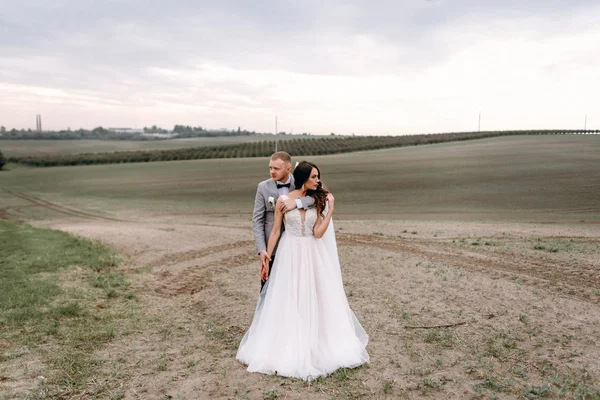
[1,0,599,133]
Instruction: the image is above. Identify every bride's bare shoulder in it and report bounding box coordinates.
[286,189,303,200]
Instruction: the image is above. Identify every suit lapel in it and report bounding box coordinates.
[267,179,279,200]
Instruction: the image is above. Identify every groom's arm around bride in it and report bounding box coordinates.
[252,152,314,289]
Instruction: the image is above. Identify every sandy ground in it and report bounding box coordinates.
[0,206,589,400]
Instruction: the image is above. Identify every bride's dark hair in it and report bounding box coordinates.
[293,161,329,216]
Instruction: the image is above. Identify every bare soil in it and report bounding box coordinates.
[3,209,594,399]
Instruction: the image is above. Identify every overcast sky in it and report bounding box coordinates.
[1,0,598,134]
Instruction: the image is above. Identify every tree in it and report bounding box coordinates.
[144,125,168,134]
[0,150,5,170]
[92,126,108,135]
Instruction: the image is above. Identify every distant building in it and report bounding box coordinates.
[107,128,144,134]
[140,133,177,138]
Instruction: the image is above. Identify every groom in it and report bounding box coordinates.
[252,151,314,290]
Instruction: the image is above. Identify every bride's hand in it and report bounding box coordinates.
[260,258,270,281]
[326,193,335,211]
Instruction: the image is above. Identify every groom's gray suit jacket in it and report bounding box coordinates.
[252,177,314,256]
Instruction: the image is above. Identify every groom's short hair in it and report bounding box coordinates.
[271,151,292,165]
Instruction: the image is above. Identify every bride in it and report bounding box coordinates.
[236,161,369,380]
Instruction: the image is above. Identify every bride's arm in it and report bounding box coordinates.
[313,194,334,239]
[266,198,285,260]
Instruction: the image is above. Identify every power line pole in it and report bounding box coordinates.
[584,114,587,131]
[478,111,481,132]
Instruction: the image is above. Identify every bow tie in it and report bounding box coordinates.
[277,183,291,189]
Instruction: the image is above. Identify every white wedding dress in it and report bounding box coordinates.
[236,203,369,380]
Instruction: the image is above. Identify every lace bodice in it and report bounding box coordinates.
[284,207,318,237]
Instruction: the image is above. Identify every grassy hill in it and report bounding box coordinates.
[5,130,598,167]
[1,135,598,222]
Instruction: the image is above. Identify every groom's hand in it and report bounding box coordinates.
[279,198,297,213]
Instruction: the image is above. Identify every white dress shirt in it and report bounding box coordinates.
[276,175,292,196]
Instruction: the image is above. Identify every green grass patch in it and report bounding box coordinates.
[422,328,455,348]
[0,219,132,397]
[0,220,120,316]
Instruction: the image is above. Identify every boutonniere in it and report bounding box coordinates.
[268,196,275,208]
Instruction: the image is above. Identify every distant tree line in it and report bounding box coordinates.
[8,129,598,168]
[143,125,170,134]
[0,127,150,140]
[173,125,256,138]
[0,125,258,140]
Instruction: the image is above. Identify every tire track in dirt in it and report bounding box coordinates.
[148,240,254,268]
[337,233,600,302]
[153,251,256,297]
[5,190,125,222]
[0,207,11,221]
[145,232,599,301]
[143,240,256,297]
[193,223,249,231]
[562,206,600,214]
[0,204,40,220]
